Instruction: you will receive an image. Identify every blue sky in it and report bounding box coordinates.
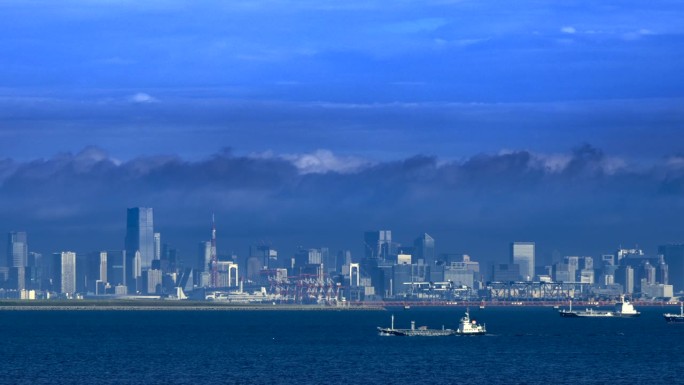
[1,1,683,263]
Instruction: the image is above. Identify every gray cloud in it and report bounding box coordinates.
[1,145,683,267]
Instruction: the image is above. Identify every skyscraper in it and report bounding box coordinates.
[659,244,684,292]
[364,230,392,260]
[125,207,154,269]
[53,251,76,295]
[7,231,28,268]
[413,233,435,266]
[511,242,535,281]
[153,232,161,261]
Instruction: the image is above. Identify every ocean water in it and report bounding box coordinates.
[0,306,682,384]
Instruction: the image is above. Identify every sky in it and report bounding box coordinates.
[1,0,684,266]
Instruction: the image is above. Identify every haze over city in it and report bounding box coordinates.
[1,0,683,265]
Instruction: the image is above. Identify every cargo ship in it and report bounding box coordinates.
[377,315,453,336]
[377,310,486,336]
[663,302,684,323]
[559,296,640,318]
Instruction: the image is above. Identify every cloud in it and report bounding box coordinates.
[129,92,158,103]
[560,26,576,34]
[1,144,683,264]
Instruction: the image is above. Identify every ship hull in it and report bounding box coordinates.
[377,327,453,337]
[664,316,684,323]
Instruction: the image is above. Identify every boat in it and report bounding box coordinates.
[454,309,486,335]
[663,302,684,323]
[559,297,640,318]
[479,300,485,309]
[377,315,453,336]
[613,296,640,317]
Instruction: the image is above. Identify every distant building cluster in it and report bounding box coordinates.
[1,207,683,303]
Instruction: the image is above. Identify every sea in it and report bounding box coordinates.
[0,306,682,384]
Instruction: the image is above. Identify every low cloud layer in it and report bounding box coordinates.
[1,145,683,266]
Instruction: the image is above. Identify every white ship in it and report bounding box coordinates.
[454,309,486,335]
[613,296,640,317]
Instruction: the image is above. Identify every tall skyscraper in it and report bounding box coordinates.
[53,251,76,295]
[413,233,435,266]
[511,242,535,281]
[198,241,211,271]
[125,207,154,269]
[659,244,684,292]
[7,231,28,268]
[364,230,392,260]
[153,233,161,261]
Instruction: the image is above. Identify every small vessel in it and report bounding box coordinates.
[613,296,640,317]
[479,300,486,309]
[377,315,453,337]
[454,309,486,335]
[663,302,684,323]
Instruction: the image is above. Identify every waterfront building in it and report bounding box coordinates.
[642,283,674,298]
[7,231,28,268]
[658,244,684,292]
[125,207,155,270]
[511,242,535,281]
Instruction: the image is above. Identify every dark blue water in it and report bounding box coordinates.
[0,306,682,384]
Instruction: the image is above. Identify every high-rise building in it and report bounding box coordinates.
[413,233,435,266]
[153,233,161,261]
[105,250,126,287]
[125,207,154,269]
[364,230,392,260]
[53,251,76,295]
[658,244,684,292]
[7,231,28,268]
[198,241,211,271]
[511,242,535,281]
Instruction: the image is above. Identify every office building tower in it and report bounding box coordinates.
[658,244,684,292]
[198,241,211,271]
[295,248,322,267]
[125,207,154,270]
[105,250,126,287]
[511,242,535,281]
[657,256,669,285]
[53,251,76,295]
[7,231,28,268]
[364,230,392,260]
[154,233,161,261]
[414,233,435,266]
[250,244,279,270]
